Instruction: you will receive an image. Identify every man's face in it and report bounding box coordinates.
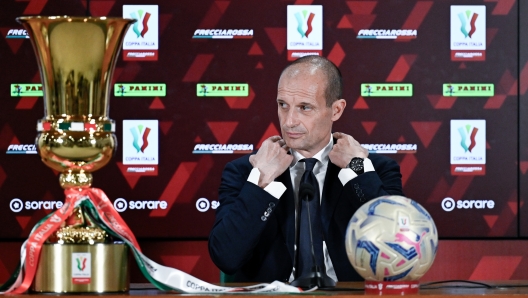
[277,66,342,157]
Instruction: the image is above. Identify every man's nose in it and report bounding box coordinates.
[285,109,299,127]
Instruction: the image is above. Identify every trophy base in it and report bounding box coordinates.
[32,243,129,293]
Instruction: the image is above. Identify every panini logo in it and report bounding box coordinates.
[114,84,166,97]
[361,84,413,97]
[443,84,494,97]
[11,84,43,97]
[6,29,29,39]
[193,144,254,154]
[357,29,417,39]
[193,29,253,39]
[6,144,37,154]
[197,84,249,97]
[361,144,417,154]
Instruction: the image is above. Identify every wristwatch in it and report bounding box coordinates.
[348,157,364,175]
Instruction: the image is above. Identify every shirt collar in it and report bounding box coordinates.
[290,136,333,168]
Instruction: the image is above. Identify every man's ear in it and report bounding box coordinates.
[331,99,346,121]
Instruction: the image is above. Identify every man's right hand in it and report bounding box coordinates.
[249,135,293,188]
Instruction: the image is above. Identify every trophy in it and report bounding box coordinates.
[16,16,135,293]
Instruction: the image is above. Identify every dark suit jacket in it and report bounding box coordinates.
[208,152,403,282]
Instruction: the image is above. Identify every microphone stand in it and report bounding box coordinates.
[290,183,336,289]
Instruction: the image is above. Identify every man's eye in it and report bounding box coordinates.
[301,105,311,111]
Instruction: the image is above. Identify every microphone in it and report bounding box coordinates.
[291,183,336,289]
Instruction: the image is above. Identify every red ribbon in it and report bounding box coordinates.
[9,188,140,293]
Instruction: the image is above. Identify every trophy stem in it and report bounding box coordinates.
[60,170,93,189]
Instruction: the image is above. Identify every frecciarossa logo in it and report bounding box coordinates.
[193,144,253,154]
[6,144,37,154]
[193,29,253,39]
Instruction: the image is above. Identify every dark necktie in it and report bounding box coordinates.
[296,158,324,277]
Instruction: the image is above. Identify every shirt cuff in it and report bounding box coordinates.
[338,158,374,186]
[248,168,286,199]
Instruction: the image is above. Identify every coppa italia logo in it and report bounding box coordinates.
[450,119,486,176]
[457,124,478,153]
[123,120,159,175]
[450,5,486,61]
[287,5,323,61]
[71,252,91,284]
[123,5,159,61]
[130,9,151,38]
[458,10,478,39]
[294,10,315,38]
[130,124,151,153]
[76,256,87,271]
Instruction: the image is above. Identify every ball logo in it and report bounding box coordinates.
[294,10,315,38]
[458,124,478,153]
[129,9,151,38]
[457,10,478,38]
[130,124,151,153]
[398,215,410,230]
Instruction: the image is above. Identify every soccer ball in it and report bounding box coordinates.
[345,195,438,281]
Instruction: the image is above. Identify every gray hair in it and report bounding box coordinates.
[281,56,343,107]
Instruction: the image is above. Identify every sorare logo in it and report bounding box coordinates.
[129,9,151,38]
[294,10,315,38]
[129,124,151,153]
[457,10,479,39]
[457,124,478,153]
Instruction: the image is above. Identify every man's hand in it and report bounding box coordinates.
[328,132,368,168]
[249,136,293,188]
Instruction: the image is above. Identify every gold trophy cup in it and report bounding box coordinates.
[17,16,135,293]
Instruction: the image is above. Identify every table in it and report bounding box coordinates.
[10,281,528,297]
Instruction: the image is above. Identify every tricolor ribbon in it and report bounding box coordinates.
[0,188,305,294]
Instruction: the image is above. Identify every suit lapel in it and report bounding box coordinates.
[321,162,343,234]
[276,170,295,261]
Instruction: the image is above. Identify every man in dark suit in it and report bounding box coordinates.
[208,56,403,283]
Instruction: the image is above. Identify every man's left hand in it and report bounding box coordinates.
[328,132,368,168]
